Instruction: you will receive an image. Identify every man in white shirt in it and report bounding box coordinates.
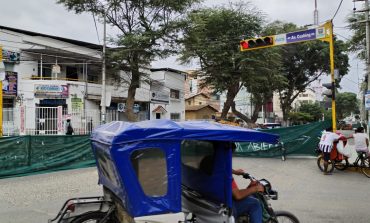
[350,127,369,157]
[319,127,341,175]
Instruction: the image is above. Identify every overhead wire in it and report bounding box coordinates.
[332,0,344,20]
[92,12,101,44]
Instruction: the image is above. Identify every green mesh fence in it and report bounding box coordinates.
[0,121,331,179]
[235,121,331,158]
[0,135,95,179]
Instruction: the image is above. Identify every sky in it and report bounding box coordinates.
[0,0,364,94]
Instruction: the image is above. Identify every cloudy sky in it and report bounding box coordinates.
[0,0,363,93]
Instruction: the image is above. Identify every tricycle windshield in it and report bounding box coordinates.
[90,120,279,217]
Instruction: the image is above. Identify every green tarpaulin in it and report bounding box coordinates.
[0,121,331,179]
[235,120,331,157]
[0,135,95,179]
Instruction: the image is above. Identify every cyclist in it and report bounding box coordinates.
[349,127,369,157]
[319,127,341,175]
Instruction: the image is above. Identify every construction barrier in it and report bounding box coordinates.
[0,135,95,179]
[0,121,331,179]
[235,120,331,157]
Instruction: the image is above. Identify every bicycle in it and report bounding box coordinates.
[317,150,370,178]
[316,147,348,173]
[181,173,299,223]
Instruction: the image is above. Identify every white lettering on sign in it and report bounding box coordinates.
[274,34,286,45]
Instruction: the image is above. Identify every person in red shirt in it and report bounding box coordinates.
[232,168,264,223]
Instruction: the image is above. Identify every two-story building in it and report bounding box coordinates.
[149,68,186,121]
[185,93,218,120]
[0,26,186,135]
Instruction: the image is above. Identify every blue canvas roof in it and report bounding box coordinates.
[91,120,279,145]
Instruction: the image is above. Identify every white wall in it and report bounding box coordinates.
[149,70,186,121]
[220,86,253,117]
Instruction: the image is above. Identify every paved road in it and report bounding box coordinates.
[0,140,369,223]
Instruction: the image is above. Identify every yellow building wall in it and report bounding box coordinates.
[185,107,217,120]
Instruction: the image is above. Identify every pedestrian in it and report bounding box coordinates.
[65,119,74,135]
[319,127,341,175]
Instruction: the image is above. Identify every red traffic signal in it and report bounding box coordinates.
[322,83,335,99]
[240,36,274,51]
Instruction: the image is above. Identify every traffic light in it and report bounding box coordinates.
[322,82,335,99]
[240,36,274,51]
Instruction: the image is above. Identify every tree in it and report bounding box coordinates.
[179,3,283,122]
[336,92,360,120]
[347,13,366,60]
[264,21,350,122]
[298,102,323,121]
[58,0,200,121]
[288,112,313,125]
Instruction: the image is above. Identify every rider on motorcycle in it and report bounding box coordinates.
[231,144,264,223]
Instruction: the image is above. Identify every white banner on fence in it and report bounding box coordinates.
[57,106,63,135]
[20,106,25,135]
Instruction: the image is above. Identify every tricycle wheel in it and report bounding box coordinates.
[273,210,300,223]
[71,211,117,223]
[334,159,349,171]
[361,158,370,178]
[317,155,334,173]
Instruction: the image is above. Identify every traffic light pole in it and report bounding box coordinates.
[240,21,337,130]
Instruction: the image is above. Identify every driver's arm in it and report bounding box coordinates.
[232,184,264,201]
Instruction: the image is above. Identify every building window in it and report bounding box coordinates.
[302,94,308,97]
[170,113,180,120]
[188,101,191,105]
[170,89,180,99]
[66,66,78,80]
[38,62,52,78]
[88,74,98,83]
[199,102,202,105]
[131,148,167,197]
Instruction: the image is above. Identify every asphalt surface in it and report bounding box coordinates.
[0,136,369,223]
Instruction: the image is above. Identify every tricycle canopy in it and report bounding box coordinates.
[90,120,279,217]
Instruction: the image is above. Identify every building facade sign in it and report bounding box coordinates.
[3,71,17,96]
[71,97,83,110]
[365,91,370,111]
[34,84,69,98]
[151,91,169,104]
[2,49,20,63]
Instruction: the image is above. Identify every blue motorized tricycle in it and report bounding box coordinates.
[49,120,299,223]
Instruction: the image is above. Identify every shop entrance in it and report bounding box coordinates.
[36,99,67,135]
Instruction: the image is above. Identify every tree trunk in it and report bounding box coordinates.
[125,57,140,122]
[251,103,262,123]
[221,83,240,119]
[231,102,251,123]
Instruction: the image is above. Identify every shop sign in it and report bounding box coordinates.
[2,71,17,96]
[365,91,370,110]
[2,49,20,63]
[151,91,169,104]
[34,84,69,98]
[71,97,83,110]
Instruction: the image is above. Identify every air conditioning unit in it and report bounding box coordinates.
[117,103,125,112]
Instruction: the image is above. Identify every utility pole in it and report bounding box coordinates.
[0,45,3,137]
[365,0,370,132]
[314,0,319,25]
[101,9,107,124]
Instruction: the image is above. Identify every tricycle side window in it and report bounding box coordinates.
[130,148,168,197]
[181,140,215,175]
